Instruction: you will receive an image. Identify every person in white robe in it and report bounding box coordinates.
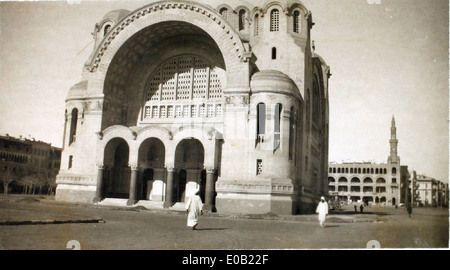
[185,189,203,230]
[316,196,329,227]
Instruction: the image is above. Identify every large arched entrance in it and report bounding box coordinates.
[138,138,165,200]
[103,138,130,199]
[173,138,205,203]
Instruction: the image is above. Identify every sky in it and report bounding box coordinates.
[0,0,448,182]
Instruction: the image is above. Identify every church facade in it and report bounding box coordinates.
[55,0,330,215]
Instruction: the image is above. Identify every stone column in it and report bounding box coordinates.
[163,165,175,208]
[93,164,104,203]
[127,165,139,206]
[202,166,216,212]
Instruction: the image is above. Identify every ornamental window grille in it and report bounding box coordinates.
[207,104,214,117]
[216,104,222,117]
[219,8,228,20]
[152,106,158,118]
[167,106,174,118]
[191,105,198,118]
[145,106,151,118]
[199,105,206,117]
[257,159,263,175]
[270,9,280,32]
[293,10,300,33]
[146,56,222,102]
[254,14,259,36]
[183,105,190,118]
[238,9,246,31]
[176,57,192,100]
[175,106,182,118]
[160,106,166,118]
[161,59,177,101]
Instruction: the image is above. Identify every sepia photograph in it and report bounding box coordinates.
[0,0,448,257]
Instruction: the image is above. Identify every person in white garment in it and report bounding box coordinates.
[315,196,329,227]
[185,189,203,230]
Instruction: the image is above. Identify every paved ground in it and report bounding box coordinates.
[0,194,448,250]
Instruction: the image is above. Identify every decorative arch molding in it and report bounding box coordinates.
[262,1,288,15]
[100,125,138,143]
[66,102,85,117]
[171,125,219,142]
[287,3,309,16]
[134,126,174,142]
[234,5,251,14]
[216,4,235,14]
[250,7,264,17]
[87,1,247,73]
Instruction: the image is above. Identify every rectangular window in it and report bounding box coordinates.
[175,106,182,118]
[191,105,197,118]
[274,103,282,150]
[257,103,266,143]
[160,106,166,118]
[152,106,159,118]
[216,104,222,117]
[167,106,174,118]
[199,105,206,117]
[207,104,214,117]
[183,105,190,118]
[68,155,73,169]
[256,159,263,175]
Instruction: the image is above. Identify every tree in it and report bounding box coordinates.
[1,167,15,195]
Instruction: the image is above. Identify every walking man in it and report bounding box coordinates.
[185,189,203,230]
[316,196,329,227]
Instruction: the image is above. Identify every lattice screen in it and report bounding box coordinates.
[146,56,222,101]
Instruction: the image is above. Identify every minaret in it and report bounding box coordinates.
[388,115,400,164]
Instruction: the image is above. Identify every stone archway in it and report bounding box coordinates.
[138,137,165,200]
[103,138,130,199]
[173,138,205,203]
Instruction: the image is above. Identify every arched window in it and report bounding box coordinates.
[272,47,277,59]
[270,9,279,32]
[254,14,259,36]
[238,9,246,31]
[219,8,228,20]
[274,103,282,151]
[69,108,78,145]
[289,106,296,160]
[392,167,397,175]
[103,24,111,36]
[338,177,347,183]
[332,168,336,173]
[293,10,300,33]
[257,103,266,143]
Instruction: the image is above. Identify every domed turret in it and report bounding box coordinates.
[66,81,87,101]
[99,9,131,26]
[250,70,300,99]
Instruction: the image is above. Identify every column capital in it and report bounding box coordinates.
[204,166,216,174]
[129,164,139,171]
[165,164,176,172]
[96,163,105,169]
